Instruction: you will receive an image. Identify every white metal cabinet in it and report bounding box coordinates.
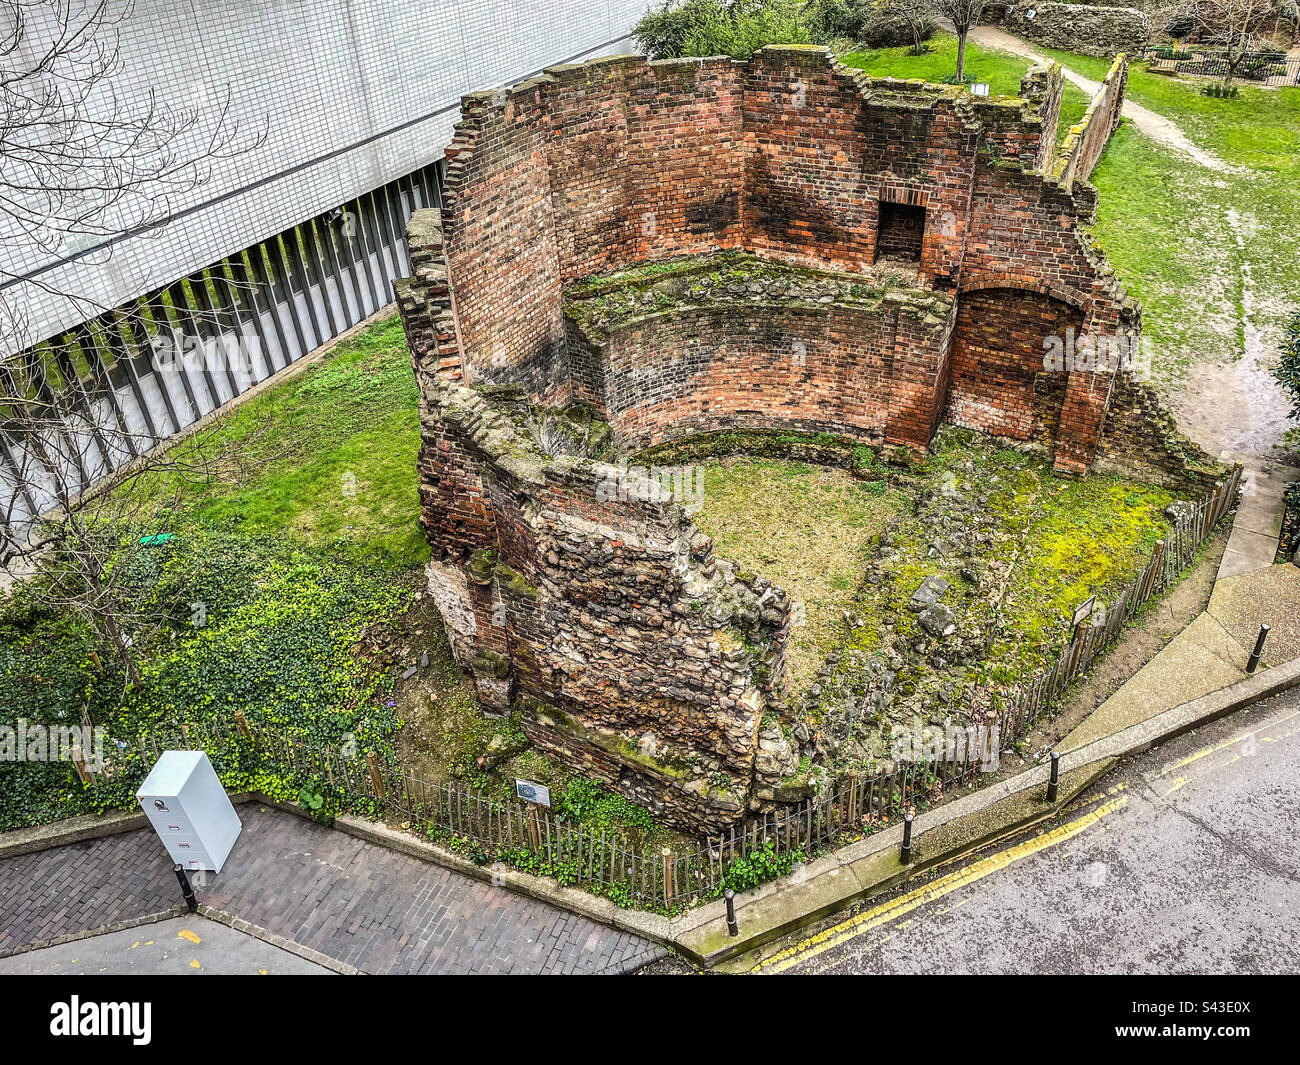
[136,751,242,872]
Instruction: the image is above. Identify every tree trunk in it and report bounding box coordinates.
[955,30,968,82]
[97,607,143,691]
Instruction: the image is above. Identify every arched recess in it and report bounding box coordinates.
[946,287,1085,447]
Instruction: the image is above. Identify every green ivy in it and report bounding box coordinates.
[714,842,806,895]
[0,529,413,830]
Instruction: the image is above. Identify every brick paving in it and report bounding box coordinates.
[0,805,665,974]
[0,833,179,957]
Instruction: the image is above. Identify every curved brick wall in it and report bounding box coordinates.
[596,303,897,448]
[390,48,1195,833]
[562,261,955,451]
[436,46,1137,476]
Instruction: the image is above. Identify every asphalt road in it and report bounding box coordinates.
[752,687,1300,975]
[0,916,333,975]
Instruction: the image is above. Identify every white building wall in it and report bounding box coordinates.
[2,0,651,347]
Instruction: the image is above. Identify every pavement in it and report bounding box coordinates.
[1217,463,1298,579]
[0,916,333,975]
[0,805,666,975]
[743,686,1300,974]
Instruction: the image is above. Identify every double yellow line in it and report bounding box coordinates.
[749,796,1130,974]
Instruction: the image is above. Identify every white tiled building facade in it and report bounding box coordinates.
[3,0,651,347]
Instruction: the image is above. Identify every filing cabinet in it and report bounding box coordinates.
[136,750,242,872]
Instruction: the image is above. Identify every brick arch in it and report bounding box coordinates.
[957,276,1094,318]
[946,287,1085,447]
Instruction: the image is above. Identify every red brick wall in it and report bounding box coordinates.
[441,81,569,403]
[546,57,748,281]
[437,48,1129,471]
[947,288,1080,445]
[587,304,895,449]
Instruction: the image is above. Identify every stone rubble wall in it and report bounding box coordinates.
[1002,4,1151,59]
[1095,371,1223,488]
[398,230,801,830]
[391,47,1164,834]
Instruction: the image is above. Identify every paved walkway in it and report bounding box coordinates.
[0,916,334,975]
[0,805,665,974]
[1218,462,1298,579]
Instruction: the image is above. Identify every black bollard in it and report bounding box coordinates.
[900,812,914,864]
[174,863,198,913]
[724,888,739,937]
[1246,624,1270,674]
[1047,750,1061,804]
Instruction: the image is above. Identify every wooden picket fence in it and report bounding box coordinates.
[118,468,1241,911]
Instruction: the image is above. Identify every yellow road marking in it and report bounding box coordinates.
[1065,781,1127,813]
[1152,708,1300,780]
[177,928,201,945]
[750,796,1129,975]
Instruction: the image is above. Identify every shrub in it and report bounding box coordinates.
[1201,82,1240,98]
[1273,312,1300,421]
[807,0,935,50]
[633,0,811,60]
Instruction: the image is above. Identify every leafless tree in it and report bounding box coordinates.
[0,0,265,683]
[927,0,988,81]
[1194,0,1287,86]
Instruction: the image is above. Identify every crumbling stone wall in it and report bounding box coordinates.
[1003,4,1151,58]
[394,47,1181,833]
[1096,371,1221,488]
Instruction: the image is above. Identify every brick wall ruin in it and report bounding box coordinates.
[394,46,1201,832]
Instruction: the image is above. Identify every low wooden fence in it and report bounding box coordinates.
[117,468,1242,911]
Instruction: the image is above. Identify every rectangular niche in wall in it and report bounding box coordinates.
[875,201,926,264]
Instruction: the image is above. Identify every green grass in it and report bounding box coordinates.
[841,33,1091,145]
[147,314,427,568]
[1087,72,1299,384]
[852,431,1175,677]
[804,429,1181,769]
[690,458,902,693]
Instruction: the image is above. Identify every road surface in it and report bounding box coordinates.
[752,687,1300,974]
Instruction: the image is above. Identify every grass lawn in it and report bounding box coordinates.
[842,33,1092,145]
[153,315,427,568]
[679,428,1181,773]
[690,458,903,694]
[3,313,676,844]
[1086,67,1300,391]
